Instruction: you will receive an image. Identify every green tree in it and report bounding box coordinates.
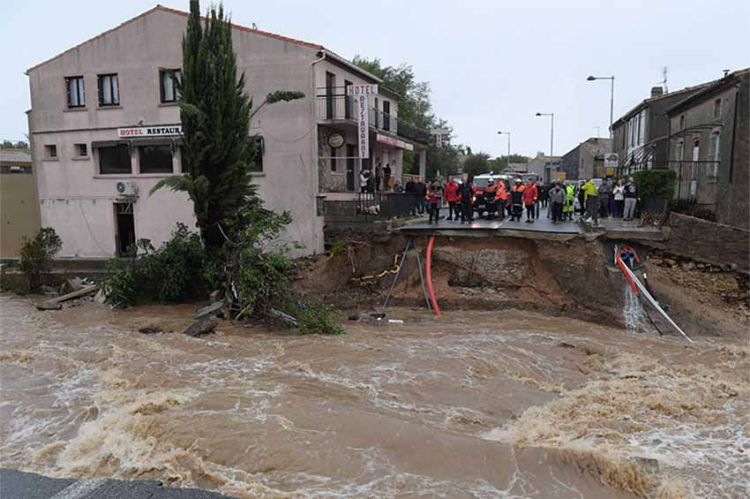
[152,0,260,252]
[19,227,62,292]
[462,152,491,178]
[488,154,529,172]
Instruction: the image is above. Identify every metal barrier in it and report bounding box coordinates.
[357,192,419,218]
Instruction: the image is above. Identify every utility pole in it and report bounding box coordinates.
[497,131,511,167]
[535,113,554,156]
[586,75,615,138]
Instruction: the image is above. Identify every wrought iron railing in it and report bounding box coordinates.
[357,191,419,218]
[668,160,720,203]
[315,94,430,145]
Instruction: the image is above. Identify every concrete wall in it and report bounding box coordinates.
[28,8,326,257]
[0,151,41,258]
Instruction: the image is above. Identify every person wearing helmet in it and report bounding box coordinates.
[509,179,525,222]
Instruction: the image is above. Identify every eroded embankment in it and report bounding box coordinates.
[298,234,747,338]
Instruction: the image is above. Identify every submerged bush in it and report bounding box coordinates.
[104,221,341,335]
[104,223,210,307]
[19,227,62,292]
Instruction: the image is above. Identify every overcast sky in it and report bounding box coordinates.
[2,0,748,157]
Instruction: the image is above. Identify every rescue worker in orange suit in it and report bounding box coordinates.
[523,179,538,223]
[509,179,525,222]
[444,176,461,221]
[484,180,498,219]
[494,179,508,220]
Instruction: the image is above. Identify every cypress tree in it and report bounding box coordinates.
[153,0,258,251]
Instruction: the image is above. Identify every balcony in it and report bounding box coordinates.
[315,93,429,145]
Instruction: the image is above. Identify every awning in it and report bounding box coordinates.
[376,133,414,152]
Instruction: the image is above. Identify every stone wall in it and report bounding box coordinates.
[651,213,750,273]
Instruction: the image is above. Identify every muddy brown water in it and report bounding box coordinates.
[1,294,748,498]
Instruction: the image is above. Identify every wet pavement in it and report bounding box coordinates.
[0,468,229,498]
[403,206,580,234]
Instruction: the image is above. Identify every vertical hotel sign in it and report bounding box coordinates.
[347,84,378,159]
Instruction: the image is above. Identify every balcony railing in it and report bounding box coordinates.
[315,94,429,145]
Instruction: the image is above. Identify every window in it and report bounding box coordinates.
[383,101,391,131]
[160,69,181,103]
[65,76,85,108]
[344,79,353,119]
[675,139,684,161]
[44,144,57,159]
[138,145,173,174]
[97,74,119,106]
[330,146,337,172]
[249,136,264,172]
[679,114,686,130]
[98,144,131,174]
[74,143,88,157]
[325,72,335,119]
[709,130,721,162]
[713,98,721,118]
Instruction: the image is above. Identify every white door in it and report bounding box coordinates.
[690,140,700,196]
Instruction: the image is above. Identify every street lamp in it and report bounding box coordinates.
[497,131,511,168]
[535,112,554,156]
[586,75,615,137]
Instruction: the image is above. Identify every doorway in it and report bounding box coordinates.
[114,203,135,256]
[346,144,356,191]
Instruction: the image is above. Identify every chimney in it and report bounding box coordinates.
[650,86,664,98]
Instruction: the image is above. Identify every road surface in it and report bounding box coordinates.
[0,469,230,499]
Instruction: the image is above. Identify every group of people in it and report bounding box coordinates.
[406,175,639,227]
[359,161,394,193]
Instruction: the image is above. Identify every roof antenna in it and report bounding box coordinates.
[657,66,668,93]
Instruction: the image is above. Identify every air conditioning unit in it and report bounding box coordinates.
[116,180,138,198]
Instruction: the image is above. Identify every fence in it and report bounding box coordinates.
[358,192,419,218]
[669,160,720,204]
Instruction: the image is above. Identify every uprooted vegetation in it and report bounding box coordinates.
[104,222,342,335]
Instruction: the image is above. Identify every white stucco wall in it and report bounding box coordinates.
[28,7,325,257]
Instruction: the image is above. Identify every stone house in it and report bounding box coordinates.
[611,83,710,175]
[666,68,749,228]
[560,137,612,180]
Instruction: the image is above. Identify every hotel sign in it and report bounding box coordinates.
[347,85,378,159]
[117,126,182,138]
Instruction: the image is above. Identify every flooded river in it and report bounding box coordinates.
[1,294,748,498]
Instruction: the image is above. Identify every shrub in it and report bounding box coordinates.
[633,169,676,200]
[19,227,62,292]
[104,224,210,307]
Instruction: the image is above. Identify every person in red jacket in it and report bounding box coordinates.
[522,179,538,223]
[444,176,461,221]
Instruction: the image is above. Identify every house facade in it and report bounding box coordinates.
[525,153,562,184]
[666,68,749,228]
[611,84,709,175]
[560,137,612,180]
[26,6,425,258]
[0,148,41,257]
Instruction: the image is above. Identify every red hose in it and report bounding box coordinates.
[425,236,442,316]
[616,253,639,296]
